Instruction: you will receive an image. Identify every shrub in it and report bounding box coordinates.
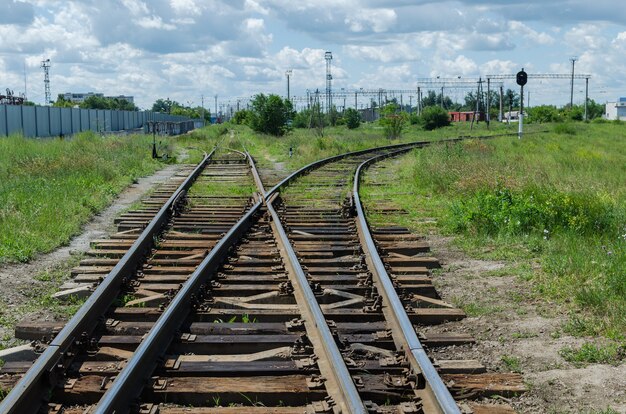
[553,123,577,135]
[232,109,252,125]
[379,103,408,139]
[448,185,618,237]
[344,108,361,129]
[419,106,450,130]
[527,105,561,123]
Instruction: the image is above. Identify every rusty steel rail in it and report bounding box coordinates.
[0,149,217,414]
[352,149,461,414]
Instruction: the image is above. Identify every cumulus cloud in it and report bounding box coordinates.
[0,1,35,25]
[0,0,624,107]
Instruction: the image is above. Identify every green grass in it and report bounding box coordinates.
[560,342,625,366]
[0,132,163,263]
[360,122,626,338]
[235,120,525,175]
[501,355,523,373]
[0,254,85,349]
[166,125,228,164]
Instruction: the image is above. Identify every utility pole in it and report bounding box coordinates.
[417,87,421,115]
[285,69,292,101]
[23,61,27,101]
[486,78,491,126]
[570,57,577,108]
[201,95,205,126]
[214,95,218,122]
[41,59,51,105]
[584,77,589,121]
[325,51,332,114]
[354,91,357,109]
[440,86,444,108]
[499,85,504,122]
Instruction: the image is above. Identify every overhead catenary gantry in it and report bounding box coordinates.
[487,72,593,120]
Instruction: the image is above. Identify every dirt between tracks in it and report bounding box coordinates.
[0,164,182,348]
[423,234,626,413]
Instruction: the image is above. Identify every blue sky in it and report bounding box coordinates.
[0,0,625,110]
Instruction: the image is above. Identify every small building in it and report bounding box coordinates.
[448,111,485,122]
[605,98,626,120]
[502,110,520,121]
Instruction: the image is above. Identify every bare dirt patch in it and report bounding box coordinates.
[0,164,181,346]
[424,234,626,413]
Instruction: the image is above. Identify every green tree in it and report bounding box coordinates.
[379,103,408,139]
[503,89,520,110]
[79,95,138,111]
[344,108,361,129]
[53,94,75,108]
[527,105,562,123]
[326,105,340,126]
[419,106,451,130]
[152,98,174,113]
[421,90,454,109]
[463,90,499,112]
[248,94,294,136]
[585,99,605,120]
[232,109,252,125]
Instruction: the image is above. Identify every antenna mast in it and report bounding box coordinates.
[41,59,51,104]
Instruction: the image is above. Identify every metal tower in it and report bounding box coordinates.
[41,59,51,104]
[325,51,332,113]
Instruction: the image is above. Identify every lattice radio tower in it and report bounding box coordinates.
[325,51,332,114]
[41,59,51,104]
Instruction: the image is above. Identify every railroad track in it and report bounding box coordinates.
[0,139,524,413]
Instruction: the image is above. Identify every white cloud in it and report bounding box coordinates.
[431,55,479,77]
[169,0,202,16]
[481,59,518,75]
[345,8,397,33]
[344,42,420,63]
[120,0,149,16]
[508,21,554,45]
[0,0,624,108]
[135,15,176,30]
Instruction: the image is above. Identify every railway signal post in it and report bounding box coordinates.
[517,69,527,139]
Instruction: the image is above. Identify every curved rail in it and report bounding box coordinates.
[0,148,217,414]
[352,149,461,414]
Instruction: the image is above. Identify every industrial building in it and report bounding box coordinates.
[605,98,626,120]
